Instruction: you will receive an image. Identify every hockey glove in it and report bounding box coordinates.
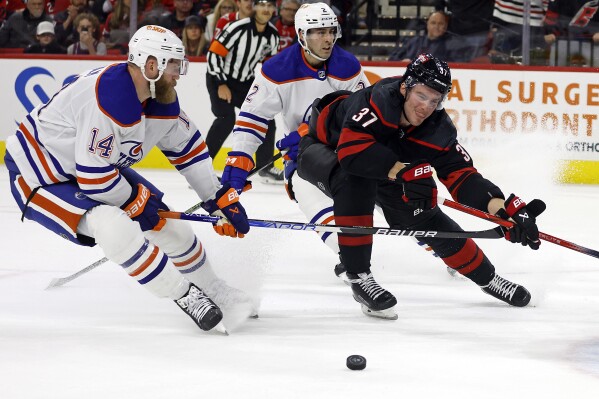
[221,152,254,194]
[275,123,309,163]
[201,183,250,238]
[496,194,546,250]
[395,161,437,210]
[122,183,168,232]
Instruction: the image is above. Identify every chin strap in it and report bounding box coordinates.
[140,66,164,99]
[299,33,334,63]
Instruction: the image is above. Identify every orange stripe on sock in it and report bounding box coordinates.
[129,245,160,277]
[173,243,203,267]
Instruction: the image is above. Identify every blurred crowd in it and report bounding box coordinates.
[0,0,597,66]
[390,0,599,67]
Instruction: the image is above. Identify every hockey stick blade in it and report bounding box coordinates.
[46,257,109,289]
[439,196,599,260]
[159,211,505,239]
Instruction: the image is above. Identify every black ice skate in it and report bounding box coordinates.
[346,272,398,320]
[258,167,284,184]
[175,284,226,332]
[479,273,531,307]
[334,262,350,286]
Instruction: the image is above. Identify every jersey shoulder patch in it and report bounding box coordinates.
[327,47,363,80]
[96,63,142,127]
[261,44,308,83]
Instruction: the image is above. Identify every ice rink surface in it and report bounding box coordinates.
[2,137,599,399]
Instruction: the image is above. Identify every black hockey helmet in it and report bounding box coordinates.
[403,53,452,100]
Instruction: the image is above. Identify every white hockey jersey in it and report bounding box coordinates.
[6,63,220,206]
[229,43,369,157]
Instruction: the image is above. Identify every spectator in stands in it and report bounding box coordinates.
[182,13,207,55]
[159,0,194,38]
[212,0,253,39]
[24,20,67,53]
[436,0,494,62]
[388,10,453,62]
[53,0,94,47]
[0,0,52,48]
[490,0,547,63]
[68,12,107,54]
[204,0,236,41]
[544,0,599,44]
[272,0,298,51]
[103,0,144,50]
[46,0,71,16]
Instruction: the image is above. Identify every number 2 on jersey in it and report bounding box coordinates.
[88,128,114,158]
[352,108,378,127]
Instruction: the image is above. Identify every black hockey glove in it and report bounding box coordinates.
[395,161,437,211]
[496,194,546,250]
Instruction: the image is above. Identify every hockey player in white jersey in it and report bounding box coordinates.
[5,25,255,333]
[220,2,368,262]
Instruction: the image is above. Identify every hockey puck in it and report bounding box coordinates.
[346,355,367,370]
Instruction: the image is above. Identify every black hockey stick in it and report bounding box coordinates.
[160,210,505,239]
[439,196,599,260]
[45,153,284,289]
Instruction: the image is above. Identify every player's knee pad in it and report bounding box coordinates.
[84,205,146,263]
[145,219,196,256]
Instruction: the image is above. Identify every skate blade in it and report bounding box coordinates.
[360,304,398,320]
[213,322,229,335]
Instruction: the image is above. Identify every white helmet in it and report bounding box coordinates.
[295,2,341,61]
[128,25,188,98]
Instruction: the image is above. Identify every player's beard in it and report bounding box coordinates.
[154,76,177,104]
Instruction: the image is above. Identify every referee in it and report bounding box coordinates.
[206,0,282,181]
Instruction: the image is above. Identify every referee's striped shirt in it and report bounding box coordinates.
[207,17,279,84]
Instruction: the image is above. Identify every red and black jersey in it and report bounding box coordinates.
[311,76,504,212]
[544,0,599,39]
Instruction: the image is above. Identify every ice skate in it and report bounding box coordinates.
[346,272,398,320]
[479,273,531,307]
[258,166,284,185]
[334,262,350,286]
[203,278,259,319]
[175,284,226,332]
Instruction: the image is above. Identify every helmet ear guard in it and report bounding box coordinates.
[403,53,452,110]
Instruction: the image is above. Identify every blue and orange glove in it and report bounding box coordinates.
[496,194,545,250]
[221,151,254,194]
[395,161,437,211]
[121,183,168,231]
[275,123,309,180]
[201,183,250,238]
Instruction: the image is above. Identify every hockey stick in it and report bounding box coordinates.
[439,196,599,260]
[159,210,506,239]
[45,154,283,289]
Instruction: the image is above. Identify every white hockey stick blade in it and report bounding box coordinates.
[45,257,109,290]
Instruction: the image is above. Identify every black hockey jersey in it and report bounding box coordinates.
[311,77,504,212]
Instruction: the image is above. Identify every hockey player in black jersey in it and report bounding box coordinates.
[297,53,545,320]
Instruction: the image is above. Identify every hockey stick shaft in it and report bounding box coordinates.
[159,210,505,239]
[439,196,599,259]
[45,153,283,289]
